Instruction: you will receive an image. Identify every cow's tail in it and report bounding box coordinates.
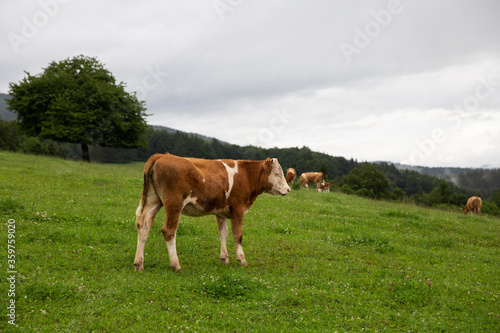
[136,154,162,224]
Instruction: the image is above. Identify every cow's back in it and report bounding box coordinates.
[469,196,482,210]
[151,155,228,200]
[286,168,296,184]
[301,172,323,182]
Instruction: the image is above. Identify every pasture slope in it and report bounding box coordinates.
[0,151,499,332]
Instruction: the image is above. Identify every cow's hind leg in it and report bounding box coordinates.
[217,217,230,264]
[231,215,247,266]
[162,206,182,272]
[134,194,162,271]
[475,206,481,216]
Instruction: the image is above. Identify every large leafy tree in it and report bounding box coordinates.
[7,55,148,162]
[345,163,391,199]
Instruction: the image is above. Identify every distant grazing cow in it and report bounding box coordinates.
[299,172,323,189]
[317,182,330,193]
[134,153,290,272]
[286,168,297,185]
[462,196,482,216]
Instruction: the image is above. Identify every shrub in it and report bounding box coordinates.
[0,120,23,151]
[481,201,500,216]
[340,184,355,194]
[344,164,392,199]
[23,137,46,155]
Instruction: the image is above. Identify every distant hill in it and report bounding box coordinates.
[151,125,227,145]
[392,163,477,178]
[0,93,16,121]
[391,162,500,199]
[3,91,498,198]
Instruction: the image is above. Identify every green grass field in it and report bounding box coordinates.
[1,151,499,332]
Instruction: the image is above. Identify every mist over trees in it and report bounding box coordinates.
[1,67,499,216]
[1,118,498,215]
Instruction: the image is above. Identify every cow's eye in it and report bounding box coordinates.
[274,173,280,176]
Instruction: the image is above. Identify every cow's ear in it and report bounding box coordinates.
[264,158,273,170]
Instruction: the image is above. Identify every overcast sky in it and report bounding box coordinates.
[2,0,499,168]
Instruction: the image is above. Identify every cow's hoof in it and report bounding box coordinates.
[134,262,144,272]
[171,265,182,272]
[237,259,248,267]
[220,257,230,265]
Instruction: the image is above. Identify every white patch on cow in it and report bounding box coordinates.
[222,161,238,199]
[166,234,177,257]
[235,243,245,263]
[182,192,197,206]
[203,178,206,183]
[181,192,231,218]
[181,193,202,216]
[165,234,180,270]
[135,200,143,221]
[268,159,290,195]
[217,217,229,263]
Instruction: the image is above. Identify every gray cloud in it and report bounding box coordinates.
[1,0,499,167]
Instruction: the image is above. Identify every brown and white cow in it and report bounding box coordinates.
[317,182,330,193]
[299,172,323,190]
[286,168,297,185]
[462,196,482,216]
[134,153,290,272]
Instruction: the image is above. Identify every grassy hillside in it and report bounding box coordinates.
[1,152,499,332]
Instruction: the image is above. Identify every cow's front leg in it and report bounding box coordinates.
[231,214,247,266]
[162,207,182,272]
[217,216,230,264]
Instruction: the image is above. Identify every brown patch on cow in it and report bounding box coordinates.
[286,168,296,185]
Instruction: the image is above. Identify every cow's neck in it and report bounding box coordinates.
[239,159,269,201]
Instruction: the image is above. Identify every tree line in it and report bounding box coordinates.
[1,119,499,216]
[3,55,499,216]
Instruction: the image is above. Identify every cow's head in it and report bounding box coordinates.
[461,206,469,214]
[264,158,290,196]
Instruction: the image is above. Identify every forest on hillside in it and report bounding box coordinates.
[1,118,500,216]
